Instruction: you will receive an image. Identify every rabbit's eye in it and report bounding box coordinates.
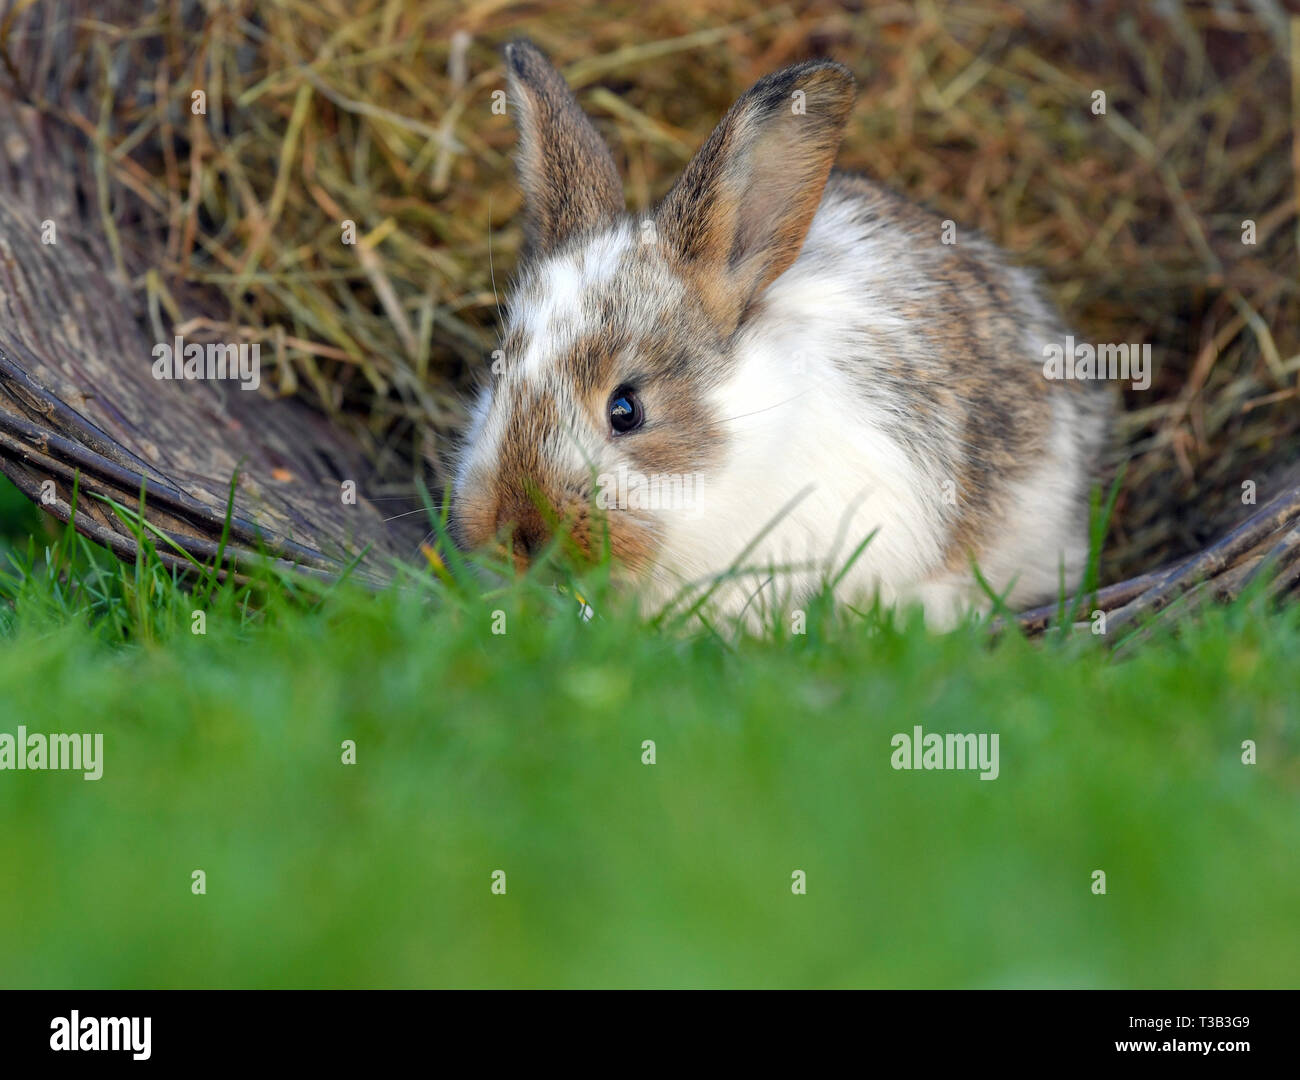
[608,387,644,435]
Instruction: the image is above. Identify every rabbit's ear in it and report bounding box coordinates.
[503,39,624,258]
[655,60,855,329]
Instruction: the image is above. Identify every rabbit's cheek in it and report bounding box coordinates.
[447,486,496,554]
[600,510,663,574]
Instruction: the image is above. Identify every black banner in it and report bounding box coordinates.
[0,990,1290,1067]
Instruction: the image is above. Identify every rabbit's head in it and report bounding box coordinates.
[451,40,855,579]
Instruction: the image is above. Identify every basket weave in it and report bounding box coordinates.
[0,110,423,586]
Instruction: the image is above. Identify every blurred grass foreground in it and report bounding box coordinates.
[0,529,1297,987]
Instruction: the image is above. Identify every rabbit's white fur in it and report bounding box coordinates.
[506,189,1099,626]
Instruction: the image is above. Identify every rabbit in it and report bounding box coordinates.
[450,39,1113,629]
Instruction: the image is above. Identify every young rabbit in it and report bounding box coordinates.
[451,40,1112,627]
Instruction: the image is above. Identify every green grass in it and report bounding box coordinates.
[0,474,1296,988]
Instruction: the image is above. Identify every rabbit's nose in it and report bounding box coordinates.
[496,498,548,564]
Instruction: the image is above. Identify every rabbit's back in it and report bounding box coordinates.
[734,171,1112,612]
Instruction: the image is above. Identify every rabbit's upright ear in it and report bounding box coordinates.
[655,61,855,330]
[503,40,624,258]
